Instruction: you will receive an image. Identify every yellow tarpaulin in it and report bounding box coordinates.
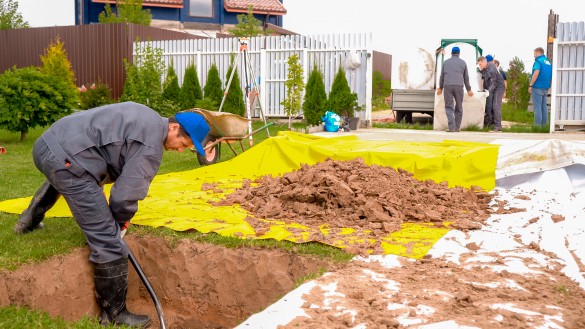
[0,132,499,258]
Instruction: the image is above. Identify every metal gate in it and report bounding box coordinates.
[551,21,585,130]
[135,34,373,122]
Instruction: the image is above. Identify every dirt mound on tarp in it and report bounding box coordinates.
[0,235,329,328]
[216,158,493,246]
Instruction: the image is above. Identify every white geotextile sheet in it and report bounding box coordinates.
[495,139,585,182]
[236,139,585,329]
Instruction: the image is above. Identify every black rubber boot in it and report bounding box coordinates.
[14,180,60,234]
[94,258,151,328]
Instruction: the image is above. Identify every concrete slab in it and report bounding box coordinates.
[313,128,585,144]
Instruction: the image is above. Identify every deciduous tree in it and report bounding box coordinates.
[0,67,77,141]
[229,6,269,37]
[98,0,152,26]
[281,54,304,129]
[0,0,29,30]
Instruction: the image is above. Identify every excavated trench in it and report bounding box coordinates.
[0,235,330,328]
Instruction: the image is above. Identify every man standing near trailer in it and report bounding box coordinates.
[436,46,474,132]
[478,56,505,132]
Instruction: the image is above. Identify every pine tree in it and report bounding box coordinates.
[222,64,245,116]
[303,65,327,126]
[39,37,79,107]
[179,63,202,110]
[506,57,531,110]
[203,63,224,110]
[40,37,77,89]
[162,63,180,103]
[328,66,358,118]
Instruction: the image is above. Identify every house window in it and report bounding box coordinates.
[189,0,213,18]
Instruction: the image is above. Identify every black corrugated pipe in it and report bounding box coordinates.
[127,246,167,329]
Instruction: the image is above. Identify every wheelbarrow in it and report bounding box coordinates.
[186,109,274,165]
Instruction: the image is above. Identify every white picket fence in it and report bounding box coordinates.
[551,21,585,130]
[134,34,373,122]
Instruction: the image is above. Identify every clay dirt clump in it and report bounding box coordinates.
[215,158,493,250]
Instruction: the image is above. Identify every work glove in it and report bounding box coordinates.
[120,221,130,239]
[485,90,490,98]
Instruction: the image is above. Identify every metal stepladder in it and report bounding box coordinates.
[218,37,271,147]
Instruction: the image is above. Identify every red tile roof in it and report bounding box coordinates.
[92,0,184,8]
[224,0,287,15]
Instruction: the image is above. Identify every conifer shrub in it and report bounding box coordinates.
[303,65,327,126]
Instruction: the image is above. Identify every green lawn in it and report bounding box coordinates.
[0,306,122,329]
[0,120,350,328]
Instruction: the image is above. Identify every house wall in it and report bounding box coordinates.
[79,1,282,27]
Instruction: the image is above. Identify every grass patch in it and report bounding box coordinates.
[461,125,482,132]
[372,121,433,130]
[0,213,86,270]
[502,103,536,124]
[293,268,328,289]
[0,305,123,329]
[503,125,550,133]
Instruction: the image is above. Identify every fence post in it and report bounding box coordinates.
[550,37,559,132]
[196,50,202,88]
[364,33,373,127]
[260,48,267,117]
[302,47,308,98]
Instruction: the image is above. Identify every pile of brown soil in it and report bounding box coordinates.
[215,158,493,249]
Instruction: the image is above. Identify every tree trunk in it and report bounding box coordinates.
[288,96,293,129]
[20,131,26,142]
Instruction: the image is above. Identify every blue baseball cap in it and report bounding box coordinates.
[451,46,460,54]
[486,54,494,62]
[175,112,210,155]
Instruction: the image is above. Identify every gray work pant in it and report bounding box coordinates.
[492,88,505,130]
[484,92,494,126]
[32,131,127,264]
[443,85,464,131]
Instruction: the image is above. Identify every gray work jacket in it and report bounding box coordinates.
[439,55,472,91]
[482,62,505,93]
[48,102,168,223]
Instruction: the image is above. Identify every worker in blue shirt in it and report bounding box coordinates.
[529,47,553,127]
